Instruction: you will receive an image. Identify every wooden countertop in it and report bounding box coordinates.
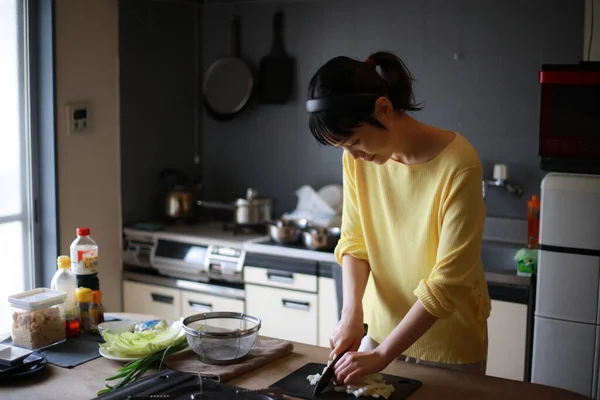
[0,313,585,400]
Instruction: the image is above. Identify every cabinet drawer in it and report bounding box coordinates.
[181,289,244,317]
[244,266,317,292]
[123,281,181,321]
[245,284,317,345]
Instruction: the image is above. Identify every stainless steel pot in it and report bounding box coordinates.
[302,226,341,251]
[197,188,273,225]
[268,218,308,244]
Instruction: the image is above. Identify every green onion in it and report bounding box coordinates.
[97,335,189,396]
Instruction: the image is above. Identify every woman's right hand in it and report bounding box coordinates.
[329,312,365,359]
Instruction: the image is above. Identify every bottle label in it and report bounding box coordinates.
[71,248,98,274]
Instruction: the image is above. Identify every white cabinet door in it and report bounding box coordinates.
[532,316,596,397]
[318,277,338,348]
[245,283,318,345]
[123,281,181,322]
[486,300,527,381]
[181,289,244,318]
[536,251,599,324]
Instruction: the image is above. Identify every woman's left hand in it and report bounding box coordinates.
[333,350,390,385]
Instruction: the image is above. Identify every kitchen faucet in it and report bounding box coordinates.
[482,164,524,200]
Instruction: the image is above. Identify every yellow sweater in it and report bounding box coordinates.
[334,132,491,364]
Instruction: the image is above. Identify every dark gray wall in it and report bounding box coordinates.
[201,0,584,219]
[119,0,202,224]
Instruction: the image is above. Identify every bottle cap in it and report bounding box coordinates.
[92,290,102,304]
[57,255,71,269]
[77,227,90,236]
[76,287,92,302]
[528,195,540,207]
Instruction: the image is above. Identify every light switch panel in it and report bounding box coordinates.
[66,101,91,135]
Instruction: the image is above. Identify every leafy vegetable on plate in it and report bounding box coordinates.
[97,320,190,396]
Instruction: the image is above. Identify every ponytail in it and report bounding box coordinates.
[367,52,422,113]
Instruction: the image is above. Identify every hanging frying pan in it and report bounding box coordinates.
[202,15,254,121]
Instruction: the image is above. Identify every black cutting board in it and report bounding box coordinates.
[269,362,421,399]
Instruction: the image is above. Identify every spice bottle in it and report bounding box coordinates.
[76,287,92,331]
[90,290,105,331]
[50,255,80,337]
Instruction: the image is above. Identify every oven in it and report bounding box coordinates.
[538,62,600,174]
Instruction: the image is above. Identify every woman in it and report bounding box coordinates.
[305,52,491,385]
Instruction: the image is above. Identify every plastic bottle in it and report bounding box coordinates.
[76,287,92,331]
[90,290,105,331]
[50,255,80,337]
[527,195,541,249]
[70,227,99,290]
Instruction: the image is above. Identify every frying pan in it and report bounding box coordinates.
[202,15,254,121]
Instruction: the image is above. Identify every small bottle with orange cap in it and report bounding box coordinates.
[76,287,93,331]
[527,195,541,249]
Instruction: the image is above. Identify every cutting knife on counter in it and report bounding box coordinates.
[313,323,369,396]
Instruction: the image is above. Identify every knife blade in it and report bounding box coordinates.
[312,323,368,397]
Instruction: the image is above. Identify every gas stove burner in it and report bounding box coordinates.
[222,222,267,236]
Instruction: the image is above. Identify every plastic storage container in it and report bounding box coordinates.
[8,288,67,350]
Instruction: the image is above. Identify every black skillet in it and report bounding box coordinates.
[202,15,254,121]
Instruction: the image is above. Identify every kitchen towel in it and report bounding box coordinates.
[164,337,294,382]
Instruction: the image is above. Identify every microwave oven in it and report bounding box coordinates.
[538,62,600,174]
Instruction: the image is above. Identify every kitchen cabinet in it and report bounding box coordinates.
[181,289,244,317]
[244,265,318,292]
[246,283,318,345]
[486,299,528,381]
[244,254,320,346]
[123,280,245,321]
[123,280,181,322]
[318,276,338,348]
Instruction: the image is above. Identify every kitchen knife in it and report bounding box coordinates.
[312,323,368,397]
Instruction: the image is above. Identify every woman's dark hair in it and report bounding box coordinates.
[307,51,421,146]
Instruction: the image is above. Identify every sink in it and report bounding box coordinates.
[480,241,522,272]
[481,241,533,286]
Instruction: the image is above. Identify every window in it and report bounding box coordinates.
[0,0,36,334]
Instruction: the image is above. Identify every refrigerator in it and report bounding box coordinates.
[531,172,600,398]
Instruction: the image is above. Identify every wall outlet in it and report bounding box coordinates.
[66,101,91,135]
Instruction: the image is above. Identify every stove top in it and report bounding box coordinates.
[92,369,284,400]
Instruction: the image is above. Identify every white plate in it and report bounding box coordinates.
[98,347,144,362]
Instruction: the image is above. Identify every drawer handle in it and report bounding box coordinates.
[281,299,310,311]
[151,293,174,305]
[188,300,212,313]
[267,270,294,284]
